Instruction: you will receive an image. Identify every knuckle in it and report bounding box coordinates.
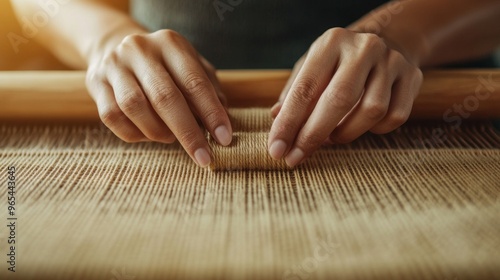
[325,82,358,110]
[177,128,201,150]
[121,34,146,49]
[117,90,146,115]
[162,29,181,38]
[201,106,223,128]
[157,29,183,44]
[332,80,357,95]
[99,105,122,126]
[101,52,120,68]
[298,132,326,149]
[119,133,144,143]
[290,76,321,105]
[145,130,171,143]
[388,50,407,66]
[323,27,345,41]
[363,100,388,120]
[363,33,382,46]
[85,71,106,95]
[386,109,410,127]
[151,87,180,111]
[359,34,386,57]
[325,93,353,111]
[183,72,211,98]
[273,120,296,137]
[148,78,170,94]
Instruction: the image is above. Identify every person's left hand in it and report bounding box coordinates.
[268,27,423,167]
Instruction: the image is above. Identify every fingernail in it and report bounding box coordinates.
[194,148,211,167]
[269,140,287,160]
[285,147,304,167]
[214,125,232,146]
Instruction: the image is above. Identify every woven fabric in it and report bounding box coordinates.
[1,108,499,280]
[209,108,289,170]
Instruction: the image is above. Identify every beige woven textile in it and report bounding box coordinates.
[1,108,499,280]
[209,108,289,170]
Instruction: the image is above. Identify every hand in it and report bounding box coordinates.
[86,30,232,167]
[269,28,423,167]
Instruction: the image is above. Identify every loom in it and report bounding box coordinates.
[0,70,499,279]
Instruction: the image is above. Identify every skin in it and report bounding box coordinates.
[11,0,500,167]
[85,30,232,167]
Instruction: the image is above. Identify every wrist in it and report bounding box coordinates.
[347,2,433,67]
[348,22,429,67]
[377,28,430,67]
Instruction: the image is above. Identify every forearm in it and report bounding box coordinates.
[349,0,500,67]
[10,0,146,69]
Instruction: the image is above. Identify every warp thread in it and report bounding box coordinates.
[0,113,499,279]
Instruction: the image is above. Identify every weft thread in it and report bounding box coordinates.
[208,108,289,170]
[209,132,289,170]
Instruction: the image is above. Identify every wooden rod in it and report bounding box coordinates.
[0,69,499,123]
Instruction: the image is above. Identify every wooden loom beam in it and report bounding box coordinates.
[0,69,499,123]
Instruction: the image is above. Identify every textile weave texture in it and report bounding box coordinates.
[0,108,499,280]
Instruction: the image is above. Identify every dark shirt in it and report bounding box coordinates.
[131,0,498,69]
[131,0,387,69]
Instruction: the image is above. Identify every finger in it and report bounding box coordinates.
[370,67,422,134]
[329,64,395,144]
[139,64,213,167]
[199,55,228,107]
[108,67,176,144]
[157,31,232,147]
[271,54,307,118]
[270,102,282,118]
[87,79,148,143]
[268,47,338,160]
[285,60,371,167]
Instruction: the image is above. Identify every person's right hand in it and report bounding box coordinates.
[86,30,232,167]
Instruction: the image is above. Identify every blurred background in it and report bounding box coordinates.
[0,1,68,70]
[0,0,127,70]
[1,0,499,70]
